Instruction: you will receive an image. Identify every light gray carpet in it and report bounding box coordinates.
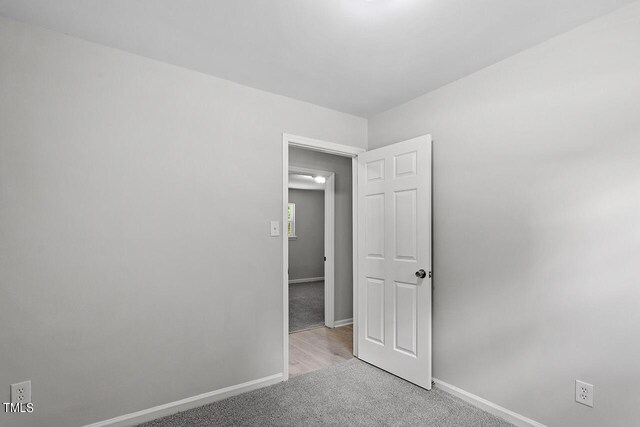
[289,281,324,332]
[138,358,514,427]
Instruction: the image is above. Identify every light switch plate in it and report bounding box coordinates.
[270,221,280,237]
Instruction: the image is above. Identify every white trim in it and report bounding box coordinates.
[324,173,335,328]
[283,133,361,379]
[334,318,353,328]
[351,157,358,357]
[284,133,364,157]
[288,277,324,284]
[433,378,546,427]
[85,373,283,427]
[283,136,290,381]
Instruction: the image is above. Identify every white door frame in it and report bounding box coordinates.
[288,165,335,328]
[282,133,364,380]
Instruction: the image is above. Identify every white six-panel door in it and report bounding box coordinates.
[357,135,432,389]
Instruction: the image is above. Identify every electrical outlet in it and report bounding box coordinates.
[575,380,593,407]
[11,381,31,404]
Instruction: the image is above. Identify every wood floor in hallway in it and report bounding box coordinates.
[289,325,353,378]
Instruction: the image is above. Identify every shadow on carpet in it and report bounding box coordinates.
[138,359,514,427]
[289,281,324,332]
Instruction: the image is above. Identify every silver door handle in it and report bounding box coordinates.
[415,269,427,279]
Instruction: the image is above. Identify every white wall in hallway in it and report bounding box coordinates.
[288,188,325,281]
[368,3,640,426]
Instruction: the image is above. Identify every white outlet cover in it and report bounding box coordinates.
[11,380,32,404]
[575,380,594,407]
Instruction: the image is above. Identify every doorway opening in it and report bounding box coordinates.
[283,133,433,388]
[282,134,364,379]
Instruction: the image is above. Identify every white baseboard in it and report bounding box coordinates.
[84,373,283,427]
[333,318,353,327]
[433,378,546,427]
[288,277,324,284]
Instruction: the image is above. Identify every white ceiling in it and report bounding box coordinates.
[289,174,325,191]
[0,0,633,117]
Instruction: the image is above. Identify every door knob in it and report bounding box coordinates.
[415,269,427,279]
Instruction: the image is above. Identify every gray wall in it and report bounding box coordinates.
[0,16,366,427]
[289,148,353,323]
[369,3,640,426]
[288,189,324,280]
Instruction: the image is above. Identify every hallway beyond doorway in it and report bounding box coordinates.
[289,280,324,332]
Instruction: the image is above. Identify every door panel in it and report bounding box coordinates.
[357,134,432,389]
[366,159,385,182]
[394,281,417,356]
[365,194,385,258]
[394,189,417,261]
[365,277,385,345]
[394,151,417,178]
